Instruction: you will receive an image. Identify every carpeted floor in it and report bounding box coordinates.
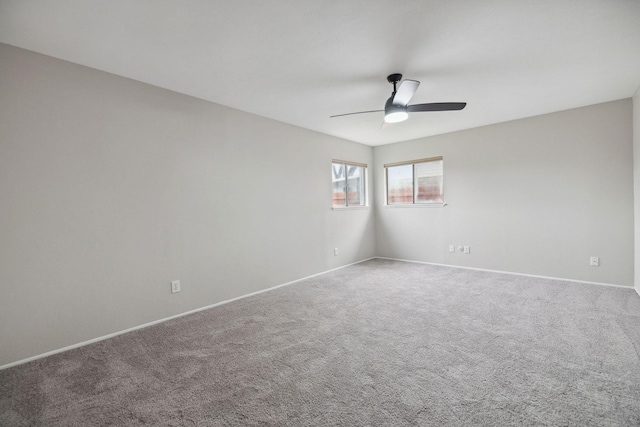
[2,258,640,426]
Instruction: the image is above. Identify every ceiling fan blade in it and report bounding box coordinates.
[392,79,420,106]
[330,109,383,118]
[407,102,467,112]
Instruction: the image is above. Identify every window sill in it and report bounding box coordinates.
[332,206,369,211]
[384,203,447,208]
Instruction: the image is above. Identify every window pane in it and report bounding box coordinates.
[415,160,443,203]
[332,163,346,207]
[346,165,365,206]
[387,164,413,204]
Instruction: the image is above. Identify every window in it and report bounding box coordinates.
[385,157,443,205]
[332,160,367,207]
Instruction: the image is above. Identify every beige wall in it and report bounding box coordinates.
[374,100,634,286]
[0,44,375,367]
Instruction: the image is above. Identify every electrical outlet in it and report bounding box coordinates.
[449,245,455,253]
[590,256,599,267]
[171,280,181,293]
[463,246,470,254]
[334,248,339,256]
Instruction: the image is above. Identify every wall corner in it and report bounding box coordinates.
[633,88,640,294]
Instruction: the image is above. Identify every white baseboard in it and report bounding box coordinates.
[375,256,633,289]
[0,257,375,371]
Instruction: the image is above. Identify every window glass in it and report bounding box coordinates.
[415,160,443,203]
[387,164,413,204]
[332,163,346,207]
[346,165,365,206]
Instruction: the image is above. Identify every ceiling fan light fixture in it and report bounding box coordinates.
[384,107,408,123]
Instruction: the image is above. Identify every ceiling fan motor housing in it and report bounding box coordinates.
[384,96,408,123]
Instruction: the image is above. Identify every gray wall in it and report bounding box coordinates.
[0,44,375,367]
[1,42,636,368]
[374,100,634,286]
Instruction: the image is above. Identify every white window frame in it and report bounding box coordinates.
[332,160,368,209]
[384,156,445,207]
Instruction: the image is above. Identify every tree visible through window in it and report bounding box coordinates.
[332,161,366,207]
[385,157,443,205]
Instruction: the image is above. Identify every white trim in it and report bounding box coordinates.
[383,203,447,208]
[332,206,369,211]
[331,159,368,168]
[383,156,443,168]
[375,257,634,289]
[0,257,375,371]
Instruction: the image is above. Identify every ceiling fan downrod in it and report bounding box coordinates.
[387,73,402,95]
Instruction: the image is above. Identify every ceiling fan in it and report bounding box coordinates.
[330,73,466,127]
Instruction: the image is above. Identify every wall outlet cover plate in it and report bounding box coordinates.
[171,280,181,293]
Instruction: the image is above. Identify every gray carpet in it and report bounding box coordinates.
[2,258,640,426]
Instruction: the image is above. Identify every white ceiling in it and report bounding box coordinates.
[1,0,639,146]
